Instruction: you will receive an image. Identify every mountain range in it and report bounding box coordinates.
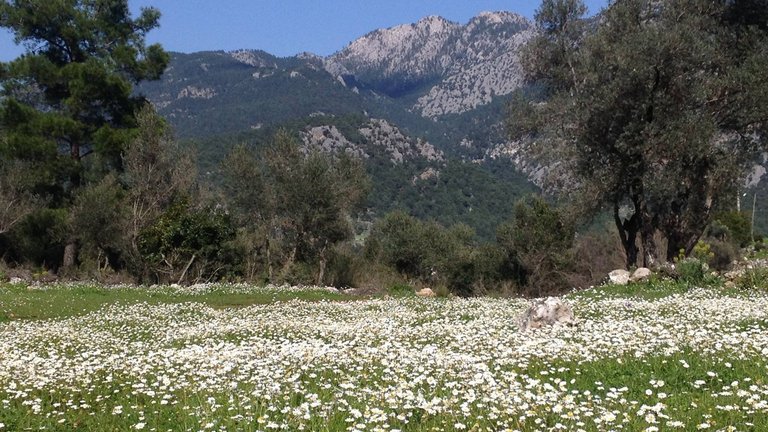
[136,9,768,238]
[136,11,545,238]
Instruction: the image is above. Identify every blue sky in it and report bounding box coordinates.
[1,1,609,61]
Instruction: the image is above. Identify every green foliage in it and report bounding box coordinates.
[706,239,739,272]
[497,196,578,295]
[324,245,366,288]
[675,257,710,287]
[68,174,125,269]
[6,208,68,268]
[0,158,44,236]
[366,211,435,279]
[387,283,416,298]
[200,114,535,243]
[220,131,370,285]
[368,197,588,297]
[698,213,746,271]
[712,211,752,247]
[503,196,573,254]
[0,0,169,170]
[0,0,169,271]
[138,200,236,283]
[367,210,521,296]
[514,0,768,267]
[372,160,535,241]
[120,106,197,275]
[691,241,715,264]
[736,267,768,291]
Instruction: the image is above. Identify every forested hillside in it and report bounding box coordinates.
[1,0,766,297]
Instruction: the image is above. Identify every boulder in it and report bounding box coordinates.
[416,287,436,297]
[608,269,631,285]
[518,297,576,331]
[630,267,652,282]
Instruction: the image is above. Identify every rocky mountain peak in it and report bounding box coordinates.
[472,11,529,26]
[326,11,535,116]
[325,15,459,92]
[229,49,275,68]
[414,15,455,32]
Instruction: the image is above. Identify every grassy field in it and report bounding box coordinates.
[0,281,767,431]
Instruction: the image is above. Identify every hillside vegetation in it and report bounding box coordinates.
[1,0,767,300]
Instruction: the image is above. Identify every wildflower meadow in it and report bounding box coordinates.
[0,282,766,431]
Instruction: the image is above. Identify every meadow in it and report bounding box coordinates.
[0,281,766,431]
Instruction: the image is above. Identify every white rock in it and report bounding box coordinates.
[416,288,436,297]
[518,297,575,331]
[608,269,631,285]
[630,267,652,282]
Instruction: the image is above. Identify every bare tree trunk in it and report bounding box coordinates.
[614,203,640,269]
[641,210,658,267]
[282,245,297,275]
[317,244,327,286]
[177,254,196,285]
[266,235,273,281]
[62,242,77,270]
[642,229,658,268]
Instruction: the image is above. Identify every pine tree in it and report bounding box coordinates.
[0,0,169,268]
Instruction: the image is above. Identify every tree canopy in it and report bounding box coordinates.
[511,0,768,268]
[221,131,370,285]
[0,0,169,268]
[0,0,169,189]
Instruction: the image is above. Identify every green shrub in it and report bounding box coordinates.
[675,257,708,286]
[737,267,768,291]
[387,283,415,297]
[8,208,68,268]
[712,211,752,247]
[706,239,738,271]
[325,246,365,288]
[138,199,236,283]
[366,211,481,295]
[496,196,578,296]
[691,240,715,263]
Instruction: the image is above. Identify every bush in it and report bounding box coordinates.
[366,211,431,279]
[325,245,365,288]
[496,196,579,297]
[737,267,768,291]
[7,208,68,269]
[279,262,316,286]
[706,239,738,271]
[712,211,752,247]
[387,283,415,297]
[366,211,479,295]
[675,257,708,286]
[138,200,236,283]
[691,240,715,263]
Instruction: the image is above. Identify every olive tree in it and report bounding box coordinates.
[511,0,768,267]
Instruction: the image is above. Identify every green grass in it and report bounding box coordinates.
[568,275,760,302]
[2,349,764,431]
[0,282,357,322]
[517,351,768,430]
